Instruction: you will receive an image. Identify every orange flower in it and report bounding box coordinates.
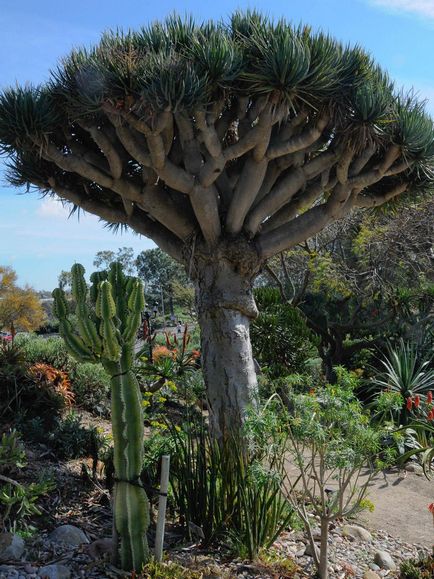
[428,503,434,525]
[428,409,434,421]
[406,396,413,411]
[152,345,173,361]
[28,363,74,405]
[414,395,421,408]
[427,391,433,405]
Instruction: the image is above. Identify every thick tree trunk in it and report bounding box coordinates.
[196,250,259,438]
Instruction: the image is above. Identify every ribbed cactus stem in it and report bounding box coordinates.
[52,262,150,571]
[111,364,149,569]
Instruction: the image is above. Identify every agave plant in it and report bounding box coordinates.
[399,421,434,478]
[370,340,434,425]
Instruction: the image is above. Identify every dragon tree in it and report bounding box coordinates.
[1,12,434,436]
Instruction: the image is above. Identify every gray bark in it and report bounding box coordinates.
[195,247,260,438]
[319,518,329,579]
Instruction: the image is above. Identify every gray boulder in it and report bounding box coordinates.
[49,525,89,547]
[342,524,373,542]
[363,571,380,579]
[0,533,25,561]
[374,550,396,571]
[38,564,71,579]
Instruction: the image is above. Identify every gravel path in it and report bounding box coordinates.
[356,467,433,547]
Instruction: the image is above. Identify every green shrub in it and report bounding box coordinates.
[144,404,296,560]
[283,378,393,579]
[17,413,108,463]
[70,362,111,416]
[0,341,27,419]
[1,348,73,427]
[400,552,434,578]
[252,288,318,378]
[16,334,76,373]
[0,431,26,471]
[0,431,55,531]
[49,413,108,461]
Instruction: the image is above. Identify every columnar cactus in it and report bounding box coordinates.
[52,262,149,571]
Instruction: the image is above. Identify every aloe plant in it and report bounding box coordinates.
[370,340,434,425]
[52,262,149,571]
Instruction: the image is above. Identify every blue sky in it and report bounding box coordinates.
[1,0,434,289]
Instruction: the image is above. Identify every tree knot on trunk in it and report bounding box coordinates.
[195,239,260,320]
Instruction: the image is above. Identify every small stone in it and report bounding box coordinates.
[0,534,25,562]
[38,564,71,579]
[49,525,89,547]
[374,551,396,571]
[404,462,424,475]
[295,546,306,557]
[364,571,380,579]
[342,525,373,542]
[304,543,319,558]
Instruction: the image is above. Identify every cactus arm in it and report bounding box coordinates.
[70,265,102,355]
[52,287,96,362]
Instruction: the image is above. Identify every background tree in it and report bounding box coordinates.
[93,246,136,274]
[135,248,190,315]
[0,269,45,337]
[263,202,434,378]
[0,266,17,294]
[1,12,433,434]
[58,270,73,291]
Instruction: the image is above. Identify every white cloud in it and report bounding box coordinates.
[369,0,434,19]
[36,198,71,219]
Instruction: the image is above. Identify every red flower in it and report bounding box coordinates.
[427,391,433,405]
[414,395,421,408]
[406,396,413,411]
[428,410,434,421]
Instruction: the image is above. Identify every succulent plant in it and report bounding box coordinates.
[52,262,149,571]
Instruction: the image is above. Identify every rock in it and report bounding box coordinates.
[38,564,71,579]
[363,572,381,579]
[0,568,19,579]
[295,546,306,557]
[0,533,25,561]
[404,462,424,476]
[342,525,373,542]
[374,551,396,571]
[369,563,381,571]
[304,543,319,558]
[49,525,89,547]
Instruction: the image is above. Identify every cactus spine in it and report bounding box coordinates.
[52,263,149,571]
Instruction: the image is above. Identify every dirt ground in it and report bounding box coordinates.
[357,468,433,547]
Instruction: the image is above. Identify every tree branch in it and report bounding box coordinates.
[78,121,123,179]
[190,184,221,246]
[226,156,268,234]
[257,185,353,259]
[266,115,329,160]
[245,167,305,236]
[354,181,408,207]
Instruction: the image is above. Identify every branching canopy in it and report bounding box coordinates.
[1,11,434,264]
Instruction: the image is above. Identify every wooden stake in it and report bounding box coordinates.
[154,455,170,562]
